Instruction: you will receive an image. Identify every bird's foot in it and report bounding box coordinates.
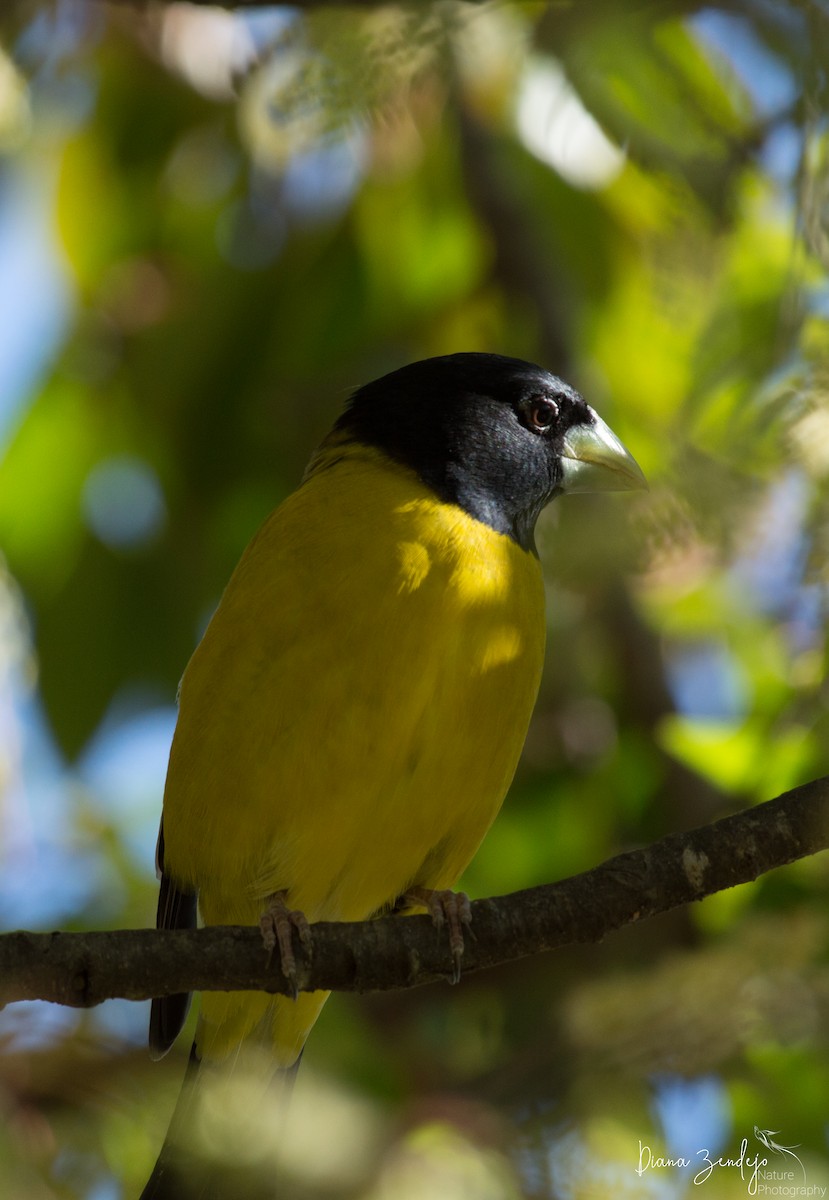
[403,887,472,984]
[259,892,311,994]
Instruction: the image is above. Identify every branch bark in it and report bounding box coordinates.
[109,0,491,9]
[3,775,828,1010]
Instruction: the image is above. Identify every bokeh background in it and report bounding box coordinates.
[1,1,829,1197]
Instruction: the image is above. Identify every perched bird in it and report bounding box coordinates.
[140,352,645,1198]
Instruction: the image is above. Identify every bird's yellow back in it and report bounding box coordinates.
[161,441,546,1062]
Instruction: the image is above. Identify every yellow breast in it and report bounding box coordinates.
[161,443,546,1061]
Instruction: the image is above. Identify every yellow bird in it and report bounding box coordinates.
[140,352,645,1198]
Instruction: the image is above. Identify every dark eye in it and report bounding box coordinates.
[526,396,558,433]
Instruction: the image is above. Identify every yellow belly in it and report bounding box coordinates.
[161,445,546,1062]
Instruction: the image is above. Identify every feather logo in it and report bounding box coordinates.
[753,1126,805,1178]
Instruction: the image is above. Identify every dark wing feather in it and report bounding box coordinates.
[149,819,198,1060]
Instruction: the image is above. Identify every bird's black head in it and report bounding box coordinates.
[338,352,645,552]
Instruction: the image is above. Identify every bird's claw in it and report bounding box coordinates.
[404,887,472,984]
[259,892,311,995]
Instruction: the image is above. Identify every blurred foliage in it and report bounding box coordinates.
[1,0,829,1197]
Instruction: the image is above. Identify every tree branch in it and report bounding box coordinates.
[3,776,828,1010]
[109,0,491,9]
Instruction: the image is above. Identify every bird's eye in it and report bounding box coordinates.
[526,397,558,433]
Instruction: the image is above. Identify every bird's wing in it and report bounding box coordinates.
[149,818,199,1059]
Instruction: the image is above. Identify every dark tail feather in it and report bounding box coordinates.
[139,1041,202,1200]
[139,1044,304,1200]
[277,1048,303,1108]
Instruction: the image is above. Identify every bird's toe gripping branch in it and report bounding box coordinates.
[259,892,312,995]
[404,886,473,984]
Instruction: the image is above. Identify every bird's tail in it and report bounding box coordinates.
[139,1040,202,1200]
[139,1040,303,1200]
